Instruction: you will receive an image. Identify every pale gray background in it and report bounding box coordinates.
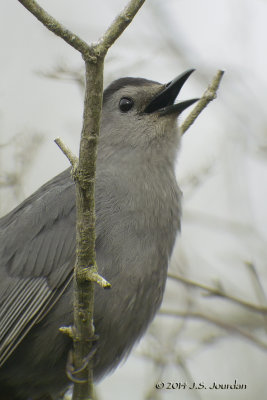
[1,1,267,399]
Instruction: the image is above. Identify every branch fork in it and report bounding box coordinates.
[17,1,223,399]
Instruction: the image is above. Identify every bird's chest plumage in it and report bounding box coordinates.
[95,163,181,274]
[93,163,181,379]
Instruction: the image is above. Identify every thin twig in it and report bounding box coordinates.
[99,0,146,53]
[17,0,89,54]
[181,70,224,135]
[168,272,267,315]
[245,262,267,333]
[54,138,78,167]
[246,262,267,306]
[175,356,202,400]
[160,309,267,352]
[78,268,111,289]
[18,0,146,59]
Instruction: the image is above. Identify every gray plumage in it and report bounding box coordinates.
[0,70,197,399]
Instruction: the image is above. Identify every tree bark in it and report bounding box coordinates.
[17,1,146,399]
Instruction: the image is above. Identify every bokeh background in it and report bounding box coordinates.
[1,1,267,399]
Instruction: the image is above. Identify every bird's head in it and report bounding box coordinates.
[100,69,198,161]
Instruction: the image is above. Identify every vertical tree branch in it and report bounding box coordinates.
[17,1,147,399]
[72,57,105,399]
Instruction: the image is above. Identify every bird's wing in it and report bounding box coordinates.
[0,169,76,366]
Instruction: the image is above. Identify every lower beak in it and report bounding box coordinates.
[144,69,199,116]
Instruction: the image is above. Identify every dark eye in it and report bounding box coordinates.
[119,97,134,112]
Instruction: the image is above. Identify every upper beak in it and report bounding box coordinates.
[144,69,199,115]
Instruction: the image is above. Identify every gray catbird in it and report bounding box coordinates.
[0,69,198,400]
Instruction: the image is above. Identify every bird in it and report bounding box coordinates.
[0,69,198,400]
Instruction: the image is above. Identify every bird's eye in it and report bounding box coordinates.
[119,97,134,112]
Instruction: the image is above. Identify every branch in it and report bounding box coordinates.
[18,1,147,399]
[160,309,267,352]
[54,137,78,168]
[168,272,267,315]
[246,262,267,307]
[99,0,146,53]
[180,69,224,135]
[17,0,89,54]
[18,0,146,59]
[245,262,267,333]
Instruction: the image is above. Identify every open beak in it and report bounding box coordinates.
[144,69,199,116]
